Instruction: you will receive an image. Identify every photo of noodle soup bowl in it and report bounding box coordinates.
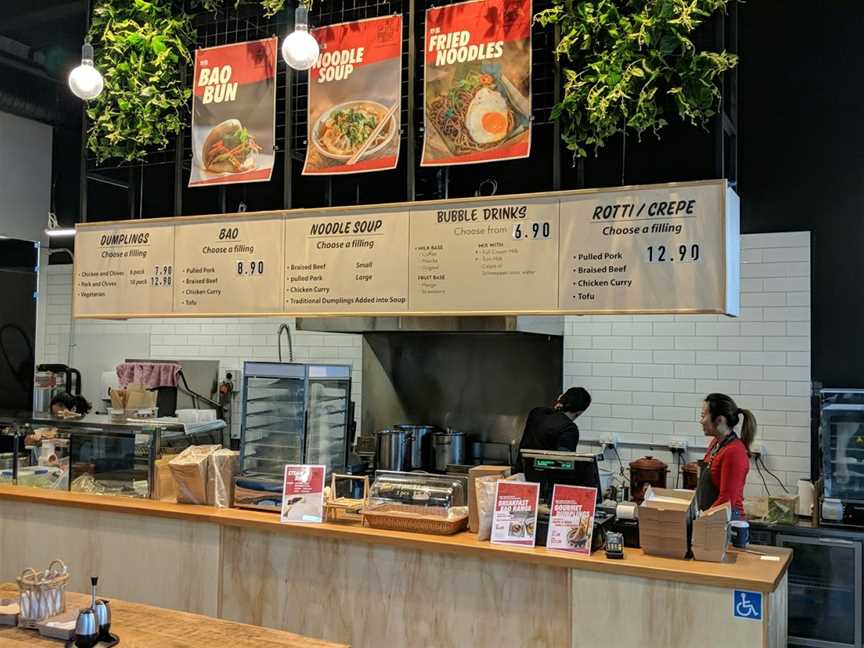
[311,100,397,162]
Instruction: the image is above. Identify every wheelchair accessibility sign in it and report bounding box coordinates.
[733,590,763,620]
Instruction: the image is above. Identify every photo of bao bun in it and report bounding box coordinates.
[202,119,263,174]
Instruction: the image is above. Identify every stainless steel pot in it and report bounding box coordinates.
[375,428,413,472]
[0,453,28,470]
[394,424,439,471]
[432,430,466,472]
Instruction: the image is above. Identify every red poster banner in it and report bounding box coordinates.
[491,480,540,547]
[547,485,597,555]
[280,464,326,523]
[189,37,277,187]
[303,15,403,175]
[421,0,532,167]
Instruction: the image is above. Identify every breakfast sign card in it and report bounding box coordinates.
[547,485,597,555]
[421,0,532,166]
[303,15,403,175]
[280,464,326,524]
[491,480,540,547]
[189,37,277,187]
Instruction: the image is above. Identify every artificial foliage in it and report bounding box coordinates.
[535,0,738,156]
[86,0,194,162]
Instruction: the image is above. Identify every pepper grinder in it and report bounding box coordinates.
[91,576,112,640]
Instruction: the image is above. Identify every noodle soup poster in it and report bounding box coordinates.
[303,15,403,175]
[421,0,532,166]
[190,38,277,187]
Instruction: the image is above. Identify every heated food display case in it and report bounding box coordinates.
[820,389,864,527]
[234,362,352,511]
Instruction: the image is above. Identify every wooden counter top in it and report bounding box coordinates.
[0,485,791,593]
[0,584,347,648]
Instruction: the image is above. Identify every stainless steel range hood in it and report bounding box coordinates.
[296,315,564,336]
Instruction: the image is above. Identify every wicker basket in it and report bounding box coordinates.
[16,560,69,629]
[362,504,468,535]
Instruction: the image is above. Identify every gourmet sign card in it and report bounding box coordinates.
[280,465,326,524]
[421,0,532,166]
[303,15,403,175]
[190,37,277,187]
[547,485,597,554]
[491,480,540,547]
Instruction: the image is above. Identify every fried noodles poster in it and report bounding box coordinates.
[421,0,532,166]
[303,15,403,175]
[189,38,277,187]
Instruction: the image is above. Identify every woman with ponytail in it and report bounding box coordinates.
[697,393,757,518]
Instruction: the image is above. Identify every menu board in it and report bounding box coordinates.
[547,485,597,555]
[409,199,558,311]
[280,464,326,523]
[72,180,740,319]
[559,183,730,313]
[74,223,175,317]
[284,210,410,313]
[173,217,284,314]
[491,480,539,547]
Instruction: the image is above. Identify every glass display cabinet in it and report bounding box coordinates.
[234,362,352,511]
[821,389,864,526]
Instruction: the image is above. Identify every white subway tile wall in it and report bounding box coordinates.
[564,232,811,498]
[40,232,811,498]
[39,267,364,438]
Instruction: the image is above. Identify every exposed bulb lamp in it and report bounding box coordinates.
[45,213,75,238]
[282,5,320,71]
[68,42,104,100]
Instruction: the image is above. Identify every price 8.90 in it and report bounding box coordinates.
[512,222,551,240]
[645,244,701,263]
[237,260,265,276]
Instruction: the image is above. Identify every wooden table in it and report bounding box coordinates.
[0,584,348,648]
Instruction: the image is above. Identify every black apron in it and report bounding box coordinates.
[696,432,738,511]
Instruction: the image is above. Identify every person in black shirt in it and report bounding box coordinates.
[516,387,592,470]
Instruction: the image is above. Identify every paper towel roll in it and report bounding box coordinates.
[616,502,638,520]
[797,479,815,517]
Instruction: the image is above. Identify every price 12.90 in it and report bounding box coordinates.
[150,265,172,287]
[237,260,265,276]
[645,244,701,263]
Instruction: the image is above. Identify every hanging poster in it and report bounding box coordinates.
[491,480,540,547]
[189,37,278,187]
[421,0,532,167]
[280,464,326,523]
[547,485,597,555]
[303,16,403,175]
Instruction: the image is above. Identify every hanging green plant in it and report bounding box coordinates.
[87,0,194,163]
[535,0,738,157]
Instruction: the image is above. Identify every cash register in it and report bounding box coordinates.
[520,449,614,550]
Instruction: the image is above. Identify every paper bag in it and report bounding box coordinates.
[168,445,221,504]
[208,449,239,508]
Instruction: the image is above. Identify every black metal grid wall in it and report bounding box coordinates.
[86,0,560,216]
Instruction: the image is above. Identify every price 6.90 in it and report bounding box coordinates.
[513,222,551,240]
[237,260,264,276]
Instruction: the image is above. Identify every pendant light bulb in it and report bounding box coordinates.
[281,5,320,71]
[69,42,104,100]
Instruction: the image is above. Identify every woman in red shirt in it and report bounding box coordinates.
[698,393,757,518]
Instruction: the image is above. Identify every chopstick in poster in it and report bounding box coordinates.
[347,102,399,166]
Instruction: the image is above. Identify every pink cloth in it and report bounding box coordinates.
[116,362,182,389]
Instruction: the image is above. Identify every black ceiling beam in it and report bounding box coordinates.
[0,1,85,35]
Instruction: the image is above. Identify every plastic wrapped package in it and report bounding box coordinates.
[208,449,239,508]
[476,473,525,541]
[168,445,221,504]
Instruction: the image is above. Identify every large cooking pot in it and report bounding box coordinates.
[629,456,668,504]
[0,453,28,471]
[375,428,413,472]
[393,424,440,471]
[431,429,466,472]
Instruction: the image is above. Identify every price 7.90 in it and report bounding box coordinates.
[646,244,701,263]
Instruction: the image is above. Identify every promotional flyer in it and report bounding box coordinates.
[421,0,532,167]
[303,15,403,175]
[491,480,540,547]
[189,37,277,187]
[280,464,326,523]
[547,485,597,554]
